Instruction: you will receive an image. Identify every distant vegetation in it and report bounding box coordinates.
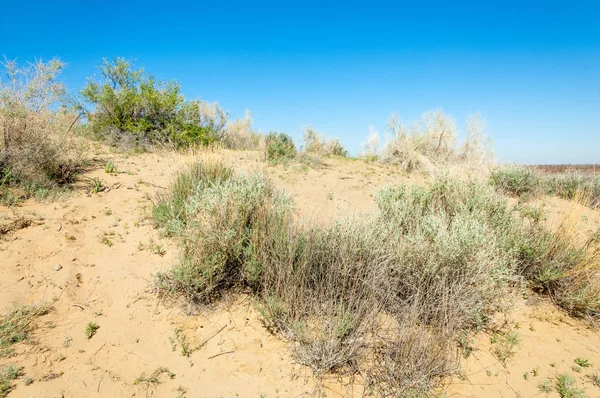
[491,165,600,207]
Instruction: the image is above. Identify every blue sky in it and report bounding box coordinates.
[1,1,599,163]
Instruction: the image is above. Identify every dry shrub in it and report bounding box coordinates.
[0,58,86,194]
[381,110,493,173]
[222,110,264,150]
[303,126,347,157]
[153,161,600,394]
[152,163,527,394]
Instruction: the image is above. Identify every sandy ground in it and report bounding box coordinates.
[1,148,600,397]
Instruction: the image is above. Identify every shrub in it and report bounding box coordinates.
[154,164,600,394]
[82,58,226,149]
[490,166,540,196]
[0,58,86,196]
[381,110,493,173]
[302,126,347,157]
[264,132,296,161]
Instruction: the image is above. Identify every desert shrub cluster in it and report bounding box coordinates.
[154,160,600,395]
[302,126,347,157]
[369,110,494,173]
[491,166,600,207]
[0,58,87,201]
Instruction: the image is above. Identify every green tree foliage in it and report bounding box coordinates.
[82,58,227,148]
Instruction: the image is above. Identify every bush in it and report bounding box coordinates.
[381,110,493,173]
[302,126,347,157]
[490,166,540,196]
[264,132,296,161]
[0,57,86,197]
[82,58,227,149]
[154,162,600,394]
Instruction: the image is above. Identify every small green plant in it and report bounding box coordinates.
[85,322,99,339]
[491,331,520,363]
[0,304,49,358]
[572,365,582,373]
[556,374,587,398]
[87,177,103,194]
[538,380,552,394]
[63,336,72,348]
[23,376,33,386]
[104,161,116,174]
[104,208,112,216]
[524,371,530,380]
[574,358,592,368]
[0,364,24,397]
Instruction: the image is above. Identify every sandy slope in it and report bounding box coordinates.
[1,148,600,398]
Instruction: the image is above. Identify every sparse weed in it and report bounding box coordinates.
[539,380,552,394]
[0,304,49,358]
[574,358,592,368]
[556,374,586,398]
[85,322,99,339]
[104,161,116,174]
[0,364,24,397]
[133,367,175,386]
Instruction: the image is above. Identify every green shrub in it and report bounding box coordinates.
[490,166,540,196]
[82,58,226,149]
[264,132,296,161]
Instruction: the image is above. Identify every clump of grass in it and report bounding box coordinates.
[556,374,587,398]
[574,358,592,368]
[539,379,553,394]
[491,331,520,363]
[0,305,49,358]
[0,364,24,397]
[85,322,99,339]
[104,161,116,174]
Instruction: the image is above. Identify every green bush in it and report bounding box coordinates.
[82,58,226,149]
[490,166,540,196]
[264,132,296,161]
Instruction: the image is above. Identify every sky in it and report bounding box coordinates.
[1,0,599,164]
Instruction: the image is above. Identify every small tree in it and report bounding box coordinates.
[82,58,227,148]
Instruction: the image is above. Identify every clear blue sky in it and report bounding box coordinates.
[1,0,599,164]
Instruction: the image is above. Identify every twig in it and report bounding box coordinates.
[196,324,227,350]
[207,349,236,360]
[97,377,103,393]
[72,304,85,310]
